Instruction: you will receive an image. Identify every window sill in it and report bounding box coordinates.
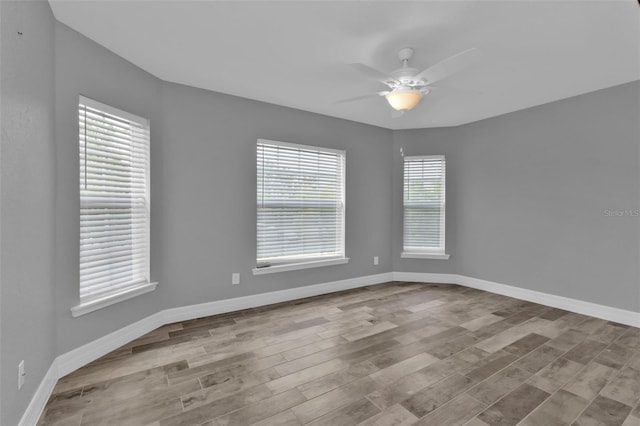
[71,281,158,317]
[401,252,451,260]
[252,257,349,275]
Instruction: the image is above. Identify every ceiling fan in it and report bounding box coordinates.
[337,47,481,117]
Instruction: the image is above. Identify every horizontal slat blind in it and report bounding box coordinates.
[403,155,446,253]
[79,96,150,303]
[257,140,345,264]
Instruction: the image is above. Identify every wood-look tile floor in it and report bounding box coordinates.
[38,282,640,426]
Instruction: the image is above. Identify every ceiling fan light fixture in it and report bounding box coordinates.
[385,89,423,111]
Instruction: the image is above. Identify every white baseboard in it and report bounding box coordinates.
[456,274,640,328]
[392,272,640,328]
[18,363,58,426]
[56,311,166,378]
[162,272,394,325]
[20,270,638,425]
[19,271,393,426]
[392,272,459,284]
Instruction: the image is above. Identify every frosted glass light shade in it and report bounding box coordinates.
[385,89,423,111]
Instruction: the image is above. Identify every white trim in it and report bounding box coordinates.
[257,138,345,156]
[403,154,446,161]
[56,310,165,377]
[402,155,447,255]
[162,271,391,324]
[256,139,346,264]
[391,272,640,327]
[79,95,149,126]
[20,270,639,425]
[456,274,640,328]
[401,252,450,260]
[18,363,58,426]
[252,257,349,275]
[78,96,151,307]
[393,272,460,284]
[71,282,157,317]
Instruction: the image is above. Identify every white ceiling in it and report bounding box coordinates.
[49,1,640,130]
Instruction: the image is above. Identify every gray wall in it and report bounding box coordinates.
[156,82,392,310]
[54,24,393,354]
[393,82,640,312]
[54,22,166,356]
[1,1,57,424]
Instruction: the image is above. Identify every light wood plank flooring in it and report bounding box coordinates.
[38,282,640,426]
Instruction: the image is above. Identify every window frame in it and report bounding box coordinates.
[401,154,450,260]
[72,95,156,317]
[254,138,348,274]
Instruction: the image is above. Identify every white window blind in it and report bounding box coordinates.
[79,96,150,304]
[403,155,446,254]
[257,139,345,264]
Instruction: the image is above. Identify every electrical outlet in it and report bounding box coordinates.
[232,272,240,285]
[18,360,25,390]
[373,256,379,265]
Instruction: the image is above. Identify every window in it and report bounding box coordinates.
[75,96,154,316]
[402,155,449,259]
[256,139,346,272]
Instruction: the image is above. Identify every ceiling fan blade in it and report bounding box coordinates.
[391,110,405,119]
[333,91,388,104]
[348,63,396,84]
[415,48,481,85]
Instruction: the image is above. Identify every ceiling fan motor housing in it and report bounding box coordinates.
[398,47,414,61]
[391,68,424,87]
[390,47,427,88]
